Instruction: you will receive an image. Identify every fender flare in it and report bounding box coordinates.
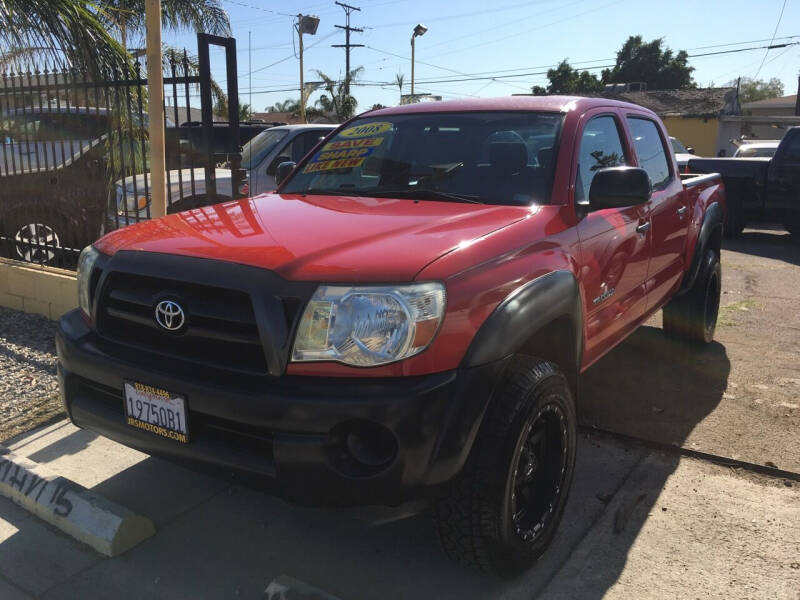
[681,201,722,293]
[461,270,583,378]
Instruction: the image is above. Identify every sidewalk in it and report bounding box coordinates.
[1,420,797,599]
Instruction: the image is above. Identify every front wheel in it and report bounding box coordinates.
[432,356,577,577]
[663,249,721,344]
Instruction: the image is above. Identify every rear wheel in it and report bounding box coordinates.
[432,356,577,577]
[663,249,721,344]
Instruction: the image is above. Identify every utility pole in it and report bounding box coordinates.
[332,2,363,96]
[145,0,166,218]
[248,30,252,115]
[296,15,320,124]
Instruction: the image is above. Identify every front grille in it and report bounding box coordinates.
[97,272,268,374]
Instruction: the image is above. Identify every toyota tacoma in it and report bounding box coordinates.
[57,96,726,576]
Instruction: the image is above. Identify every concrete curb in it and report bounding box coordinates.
[0,445,155,556]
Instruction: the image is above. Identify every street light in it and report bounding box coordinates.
[297,14,320,123]
[410,23,427,97]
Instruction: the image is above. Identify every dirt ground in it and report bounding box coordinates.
[581,224,800,474]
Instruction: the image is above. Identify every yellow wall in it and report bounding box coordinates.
[0,258,77,320]
[661,116,719,157]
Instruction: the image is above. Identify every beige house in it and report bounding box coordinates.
[742,94,798,117]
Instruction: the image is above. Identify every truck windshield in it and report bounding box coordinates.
[241,128,289,170]
[280,111,563,206]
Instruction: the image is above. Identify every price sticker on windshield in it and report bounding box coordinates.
[337,122,392,138]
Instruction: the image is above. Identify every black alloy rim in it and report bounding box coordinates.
[510,402,569,543]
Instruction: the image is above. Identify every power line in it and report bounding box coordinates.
[753,0,789,79]
[332,1,365,96]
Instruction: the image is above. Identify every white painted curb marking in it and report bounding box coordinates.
[0,445,155,556]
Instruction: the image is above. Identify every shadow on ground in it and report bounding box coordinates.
[722,224,800,266]
[0,324,731,599]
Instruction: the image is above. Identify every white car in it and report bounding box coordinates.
[733,141,780,158]
[670,136,697,172]
[112,124,336,226]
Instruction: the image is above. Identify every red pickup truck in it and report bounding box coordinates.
[57,96,725,576]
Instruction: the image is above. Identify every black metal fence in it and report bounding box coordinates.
[0,38,251,270]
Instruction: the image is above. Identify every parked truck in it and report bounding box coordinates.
[689,126,800,237]
[57,96,725,576]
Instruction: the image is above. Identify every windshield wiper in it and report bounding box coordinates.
[369,189,483,204]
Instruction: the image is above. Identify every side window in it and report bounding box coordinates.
[627,117,671,189]
[282,131,327,163]
[575,115,627,204]
[780,132,800,163]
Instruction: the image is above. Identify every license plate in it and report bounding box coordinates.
[123,381,189,444]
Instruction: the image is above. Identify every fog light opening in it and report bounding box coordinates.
[330,420,398,476]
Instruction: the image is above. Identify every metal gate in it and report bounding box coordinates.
[0,34,250,270]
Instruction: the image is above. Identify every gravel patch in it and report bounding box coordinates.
[0,306,62,442]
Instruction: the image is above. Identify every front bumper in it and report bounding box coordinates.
[57,309,505,505]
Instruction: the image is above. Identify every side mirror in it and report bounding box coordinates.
[589,166,651,209]
[687,147,696,155]
[276,161,296,185]
[267,155,291,176]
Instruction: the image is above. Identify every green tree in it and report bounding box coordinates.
[531,60,602,95]
[0,0,128,74]
[315,67,363,121]
[238,101,251,121]
[104,0,230,48]
[732,77,784,104]
[268,99,300,112]
[601,36,694,90]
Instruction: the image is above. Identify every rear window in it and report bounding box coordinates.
[280,111,564,206]
[627,117,671,189]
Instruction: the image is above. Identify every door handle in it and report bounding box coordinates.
[636,221,651,234]
[677,205,688,217]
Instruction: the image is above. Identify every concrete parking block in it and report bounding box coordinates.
[0,446,155,557]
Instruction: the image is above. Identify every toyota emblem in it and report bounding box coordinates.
[154,300,185,331]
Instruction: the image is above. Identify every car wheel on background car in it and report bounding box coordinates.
[663,249,721,344]
[1,210,73,267]
[432,356,577,577]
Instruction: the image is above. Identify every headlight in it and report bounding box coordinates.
[292,282,446,367]
[77,245,100,317]
[115,185,150,214]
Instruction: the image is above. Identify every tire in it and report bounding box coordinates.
[663,249,721,344]
[432,356,577,577]
[723,199,745,239]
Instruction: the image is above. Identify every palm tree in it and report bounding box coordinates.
[268,99,300,113]
[104,0,231,49]
[0,1,230,74]
[0,1,128,74]
[315,67,363,122]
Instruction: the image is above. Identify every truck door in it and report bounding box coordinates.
[625,115,688,310]
[766,128,800,221]
[574,112,652,365]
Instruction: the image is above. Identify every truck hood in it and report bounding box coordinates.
[95,193,532,281]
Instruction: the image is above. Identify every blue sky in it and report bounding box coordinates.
[162,0,800,112]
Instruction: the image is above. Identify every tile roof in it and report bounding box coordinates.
[601,87,740,117]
